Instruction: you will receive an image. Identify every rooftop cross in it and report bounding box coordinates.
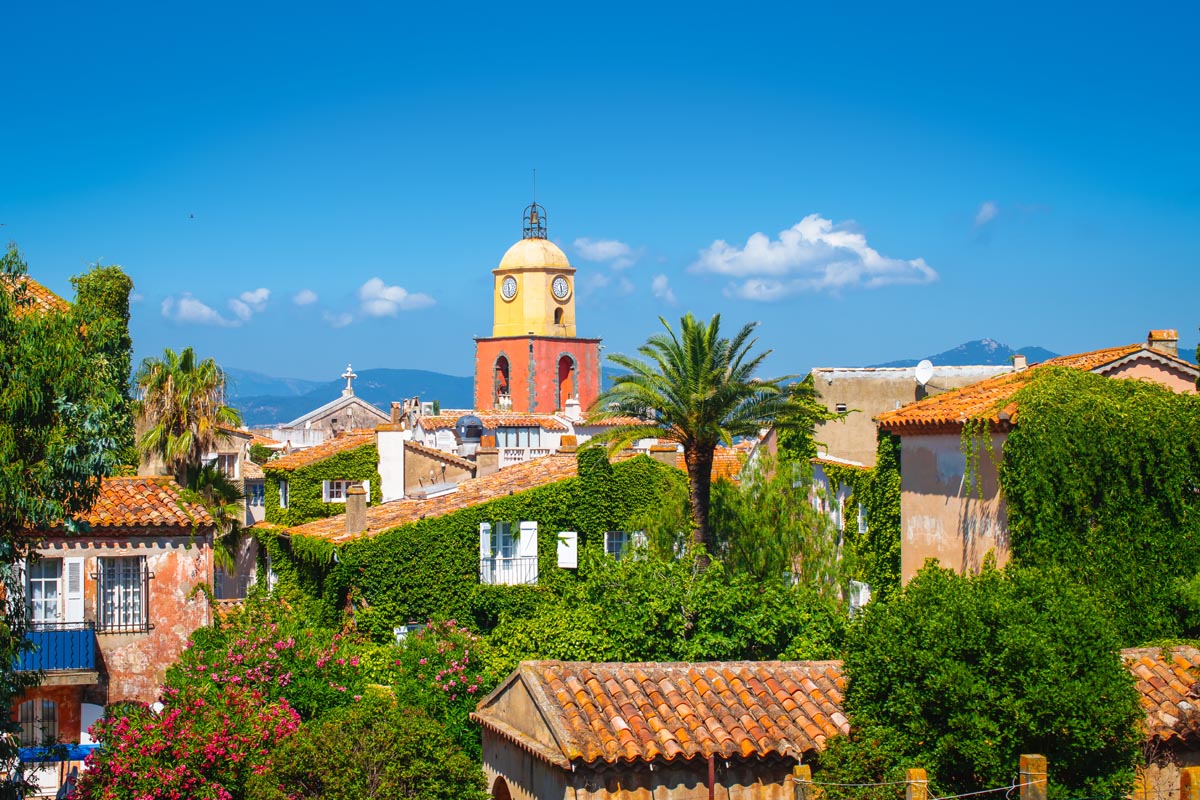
[341,363,357,397]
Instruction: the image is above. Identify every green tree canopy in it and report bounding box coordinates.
[590,313,791,561]
[822,562,1142,800]
[245,693,488,800]
[135,346,242,484]
[71,263,135,470]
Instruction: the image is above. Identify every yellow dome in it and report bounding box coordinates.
[498,238,572,270]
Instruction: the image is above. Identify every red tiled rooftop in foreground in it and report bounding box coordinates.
[876,343,1197,433]
[1,275,70,316]
[473,660,848,767]
[264,430,375,472]
[43,476,214,532]
[1124,646,1200,742]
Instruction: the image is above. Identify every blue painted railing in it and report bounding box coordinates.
[15,622,97,672]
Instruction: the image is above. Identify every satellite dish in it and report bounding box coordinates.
[914,359,934,387]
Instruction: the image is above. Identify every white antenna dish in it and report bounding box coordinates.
[914,359,934,387]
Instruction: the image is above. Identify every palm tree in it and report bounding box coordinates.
[590,313,792,563]
[135,347,242,485]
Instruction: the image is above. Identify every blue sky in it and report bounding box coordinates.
[4,1,1198,382]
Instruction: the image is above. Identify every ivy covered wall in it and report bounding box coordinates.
[818,431,903,602]
[263,444,382,527]
[260,449,685,637]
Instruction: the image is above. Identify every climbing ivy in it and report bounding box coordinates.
[262,449,685,640]
[263,444,382,527]
[820,433,903,602]
[999,367,1200,643]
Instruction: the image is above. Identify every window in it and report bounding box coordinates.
[321,480,369,504]
[491,522,516,559]
[28,559,61,624]
[279,480,289,509]
[17,699,56,746]
[97,557,150,633]
[496,427,540,448]
[247,480,266,507]
[215,454,238,479]
[835,403,848,413]
[857,503,868,534]
[605,531,645,560]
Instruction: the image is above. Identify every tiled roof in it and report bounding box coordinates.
[1123,646,1200,742]
[404,439,476,470]
[580,415,650,428]
[418,412,570,432]
[283,451,580,544]
[47,477,213,531]
[673,446,746,483]
[263,431,375,472]
[1,275,70,316]
[242,461,265,480]
[472,660,848,767]
[876,344,1195,433]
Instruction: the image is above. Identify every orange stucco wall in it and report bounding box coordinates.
[1103,360,1197,393]
[900,432,1008,582]
[474,336,602,413]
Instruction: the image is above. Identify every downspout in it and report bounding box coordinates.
[708,753,716,800]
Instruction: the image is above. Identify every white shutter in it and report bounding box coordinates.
[517,522,538,559]
[9,558,25,619]
[557,531,578,569]
[362,480,371,505]
[479,522,492,558]
[321,480,331,502]
[631,531,647,550]
[64,557,84,623]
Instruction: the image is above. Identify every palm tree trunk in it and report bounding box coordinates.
[685,445,715,571]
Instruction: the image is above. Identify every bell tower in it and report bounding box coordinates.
[474,203,602,414]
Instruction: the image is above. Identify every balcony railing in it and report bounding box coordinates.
[16,622,97,672]
[479,556,538,586]
[500,447,553,466]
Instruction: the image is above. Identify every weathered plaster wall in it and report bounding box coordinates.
[900,432,1008,582]
[404,446,473,490]
[36,533,213,704]
[1136,746,1200,800]
[16,685,83,742]
[481,733,803,800]
[1105,360,1197,394]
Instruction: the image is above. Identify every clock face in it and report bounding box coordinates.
[551,276,570,300]
[501,276,518,300]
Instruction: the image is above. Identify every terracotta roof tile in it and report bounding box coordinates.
[264,431,375,472]
[43,476,213,532]
[418,412,569,432]
[474,660,848,765]
[403,439,476,470]
[283,451,580,544]
[1122,646,1200,742]
[876,344,1196,433]
[1,275,70,317]
[673,446,745,484]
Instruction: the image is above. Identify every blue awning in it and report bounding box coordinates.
[19,743,98,762]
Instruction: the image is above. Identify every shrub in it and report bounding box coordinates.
[245,693,487,800]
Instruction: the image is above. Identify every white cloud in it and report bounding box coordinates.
[129,292,144,304]
[227,288,270,321]
[584,273,611,291]
[974,200,999,228]
[323,311,354,328]
[162,294,238,327]
[293,289,319,306]
[575,237,638,271]
[691,214,937,301]
[358,277,435,317]
[651,274,676,305]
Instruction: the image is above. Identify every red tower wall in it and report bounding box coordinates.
[474,336,602,414]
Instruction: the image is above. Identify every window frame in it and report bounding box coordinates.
[491,522,516,559]
[17,699,57,746]
[279,480,289,509]
[27,558,62,625]
[96,556,152,634]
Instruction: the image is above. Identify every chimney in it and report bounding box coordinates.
[390,402,403,424]
[563,397,583,423]
[1147,329,1179,358]
[345,482,367,536]
[1012,354,1027,370]
[649,443,680,467]
[475,435,499,478]
[557,434,578,454]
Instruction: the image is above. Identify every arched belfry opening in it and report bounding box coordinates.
[494,355,511,410]
[523,202,547,240]
[558,355,575,411]
[554,307,563,325]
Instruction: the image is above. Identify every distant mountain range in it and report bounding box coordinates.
[869,339,1059,369]
[224,367,473,427]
